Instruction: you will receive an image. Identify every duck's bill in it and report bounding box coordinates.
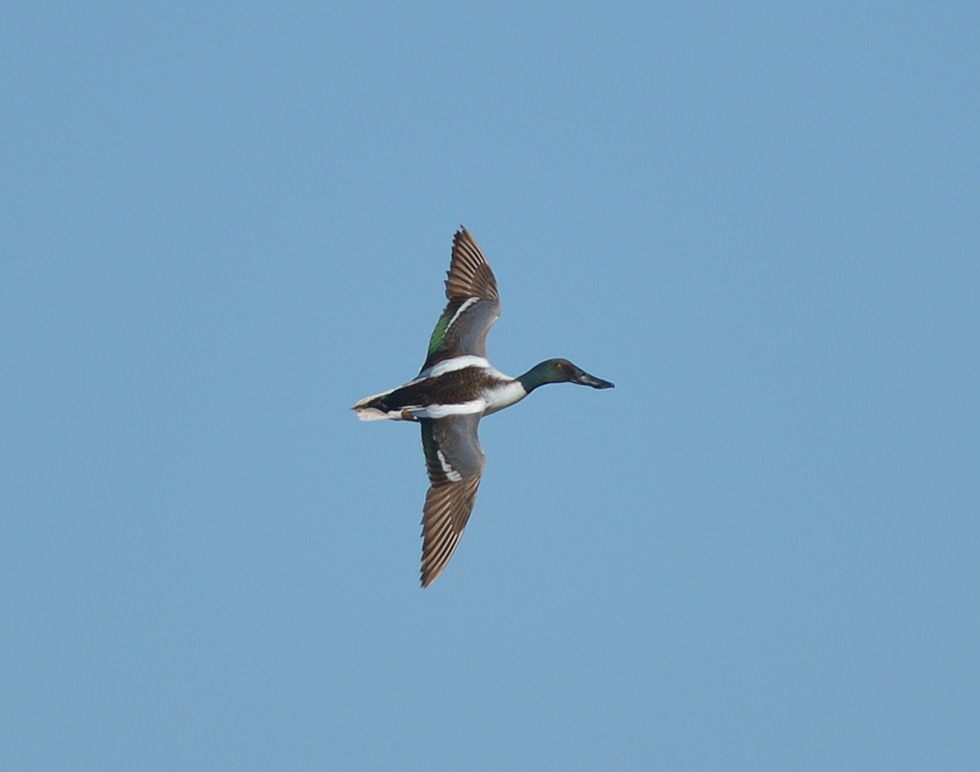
[572,370,615,389]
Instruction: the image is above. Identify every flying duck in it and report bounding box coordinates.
[353,227,613,587]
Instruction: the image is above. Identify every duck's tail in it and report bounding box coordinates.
[352,388,396,421]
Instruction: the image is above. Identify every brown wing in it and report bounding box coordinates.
[419,414,485,587]
[445,227,499,301]
[420,227,501,374]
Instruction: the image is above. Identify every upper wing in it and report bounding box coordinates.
[419,227,501,374]
[419,413,486,587]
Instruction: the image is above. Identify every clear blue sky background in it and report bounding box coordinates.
[2,3,978,770]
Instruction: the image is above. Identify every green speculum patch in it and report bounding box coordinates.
[427,310,452,356]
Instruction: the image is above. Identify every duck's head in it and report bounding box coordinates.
[519,358,615,392]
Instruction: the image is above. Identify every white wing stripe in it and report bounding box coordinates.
[445,297,479,334]
[414,400,487,419]
[436,450,463,482]
[418,355,491,379]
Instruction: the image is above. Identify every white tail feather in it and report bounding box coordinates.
[353,406,391,421]
[353,387,397,421]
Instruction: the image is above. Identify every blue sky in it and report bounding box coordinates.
[2,2,978,770]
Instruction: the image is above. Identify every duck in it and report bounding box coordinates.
[353,227,614,587]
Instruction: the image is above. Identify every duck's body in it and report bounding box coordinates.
[352,358,526,421]
[354,227,613,587]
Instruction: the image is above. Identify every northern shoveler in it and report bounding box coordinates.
[354,227,613,587]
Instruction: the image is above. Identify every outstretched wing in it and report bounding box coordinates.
[419,227,501,374]
[419,414,486,587]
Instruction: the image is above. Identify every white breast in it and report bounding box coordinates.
[483,379,528,415]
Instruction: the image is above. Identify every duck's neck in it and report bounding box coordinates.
[516,361,556,394]
[485,362,554,416]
